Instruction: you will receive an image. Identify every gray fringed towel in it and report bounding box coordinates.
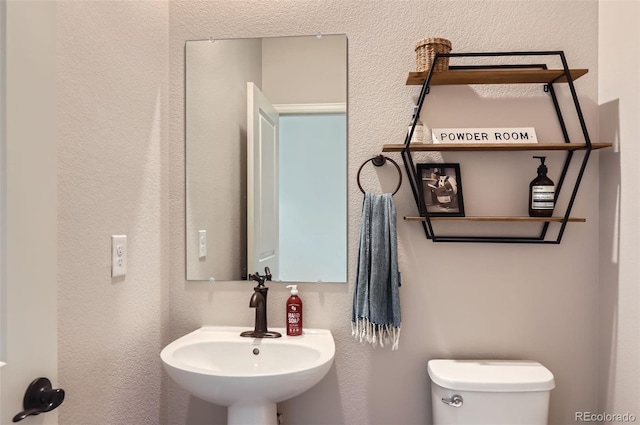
[351,192,401,350]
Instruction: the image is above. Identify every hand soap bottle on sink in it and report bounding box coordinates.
[286,285,303,336]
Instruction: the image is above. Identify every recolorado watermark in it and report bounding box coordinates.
[576,411,637,422]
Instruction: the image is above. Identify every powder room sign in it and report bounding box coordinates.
[432,127,538,144]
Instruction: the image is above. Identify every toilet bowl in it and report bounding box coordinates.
[428,359,555,425]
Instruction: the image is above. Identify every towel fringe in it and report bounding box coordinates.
[351,318,401,351]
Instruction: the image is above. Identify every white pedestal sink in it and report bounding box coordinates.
[161,326,335,425]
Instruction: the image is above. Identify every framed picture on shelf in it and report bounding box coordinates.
[417,163,465,217]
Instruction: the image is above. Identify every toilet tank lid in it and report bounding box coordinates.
[428,360,555,392]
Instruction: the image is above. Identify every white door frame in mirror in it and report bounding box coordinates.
[273,103,346,114]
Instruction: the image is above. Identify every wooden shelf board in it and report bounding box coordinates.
[404,216,586,223]
[406,68,588,86]
[382,142,612,152]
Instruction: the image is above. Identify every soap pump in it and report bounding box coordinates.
[407,95,426,144]
[529,156,555,217]
[285,285,303,336]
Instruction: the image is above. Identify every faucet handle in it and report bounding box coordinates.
[249,273,266,286]
[263,267,272,281]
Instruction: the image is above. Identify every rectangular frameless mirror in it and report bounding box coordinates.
[185,34,348,283]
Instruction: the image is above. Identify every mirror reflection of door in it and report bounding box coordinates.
[247,82,280,278]
[248,85,347,282]
[185,34,347,282]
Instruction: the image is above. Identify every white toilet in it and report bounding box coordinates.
[428,359,555,425]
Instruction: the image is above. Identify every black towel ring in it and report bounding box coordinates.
[357,154,402,196]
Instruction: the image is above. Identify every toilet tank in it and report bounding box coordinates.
[428,359,555,425]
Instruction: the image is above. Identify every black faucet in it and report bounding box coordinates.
[240,268,282,338]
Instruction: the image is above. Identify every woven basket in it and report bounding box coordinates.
[415,38,452,72]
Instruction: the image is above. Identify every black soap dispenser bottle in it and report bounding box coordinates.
[529,156,555,217]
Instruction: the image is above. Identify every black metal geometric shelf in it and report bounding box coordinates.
[397,50,613,244]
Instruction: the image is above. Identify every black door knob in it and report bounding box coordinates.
[13,377,65,422]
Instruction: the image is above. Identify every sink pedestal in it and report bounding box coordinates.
[228,402,277,425]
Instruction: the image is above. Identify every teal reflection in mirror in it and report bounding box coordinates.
[185,34,348,283]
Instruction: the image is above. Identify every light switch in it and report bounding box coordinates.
[111,235,127,277]
[198,230,207,258]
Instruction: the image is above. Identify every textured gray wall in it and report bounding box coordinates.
[57,2,169,424]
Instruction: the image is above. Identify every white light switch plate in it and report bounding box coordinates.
[111,235,127,277]
[198,230,207,258]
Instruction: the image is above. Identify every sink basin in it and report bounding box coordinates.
[161,326,335,425]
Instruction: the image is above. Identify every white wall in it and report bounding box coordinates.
[262,34,347,105]
[598,1,640,420]
[169,1,601,424]
[56,2,169,424]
